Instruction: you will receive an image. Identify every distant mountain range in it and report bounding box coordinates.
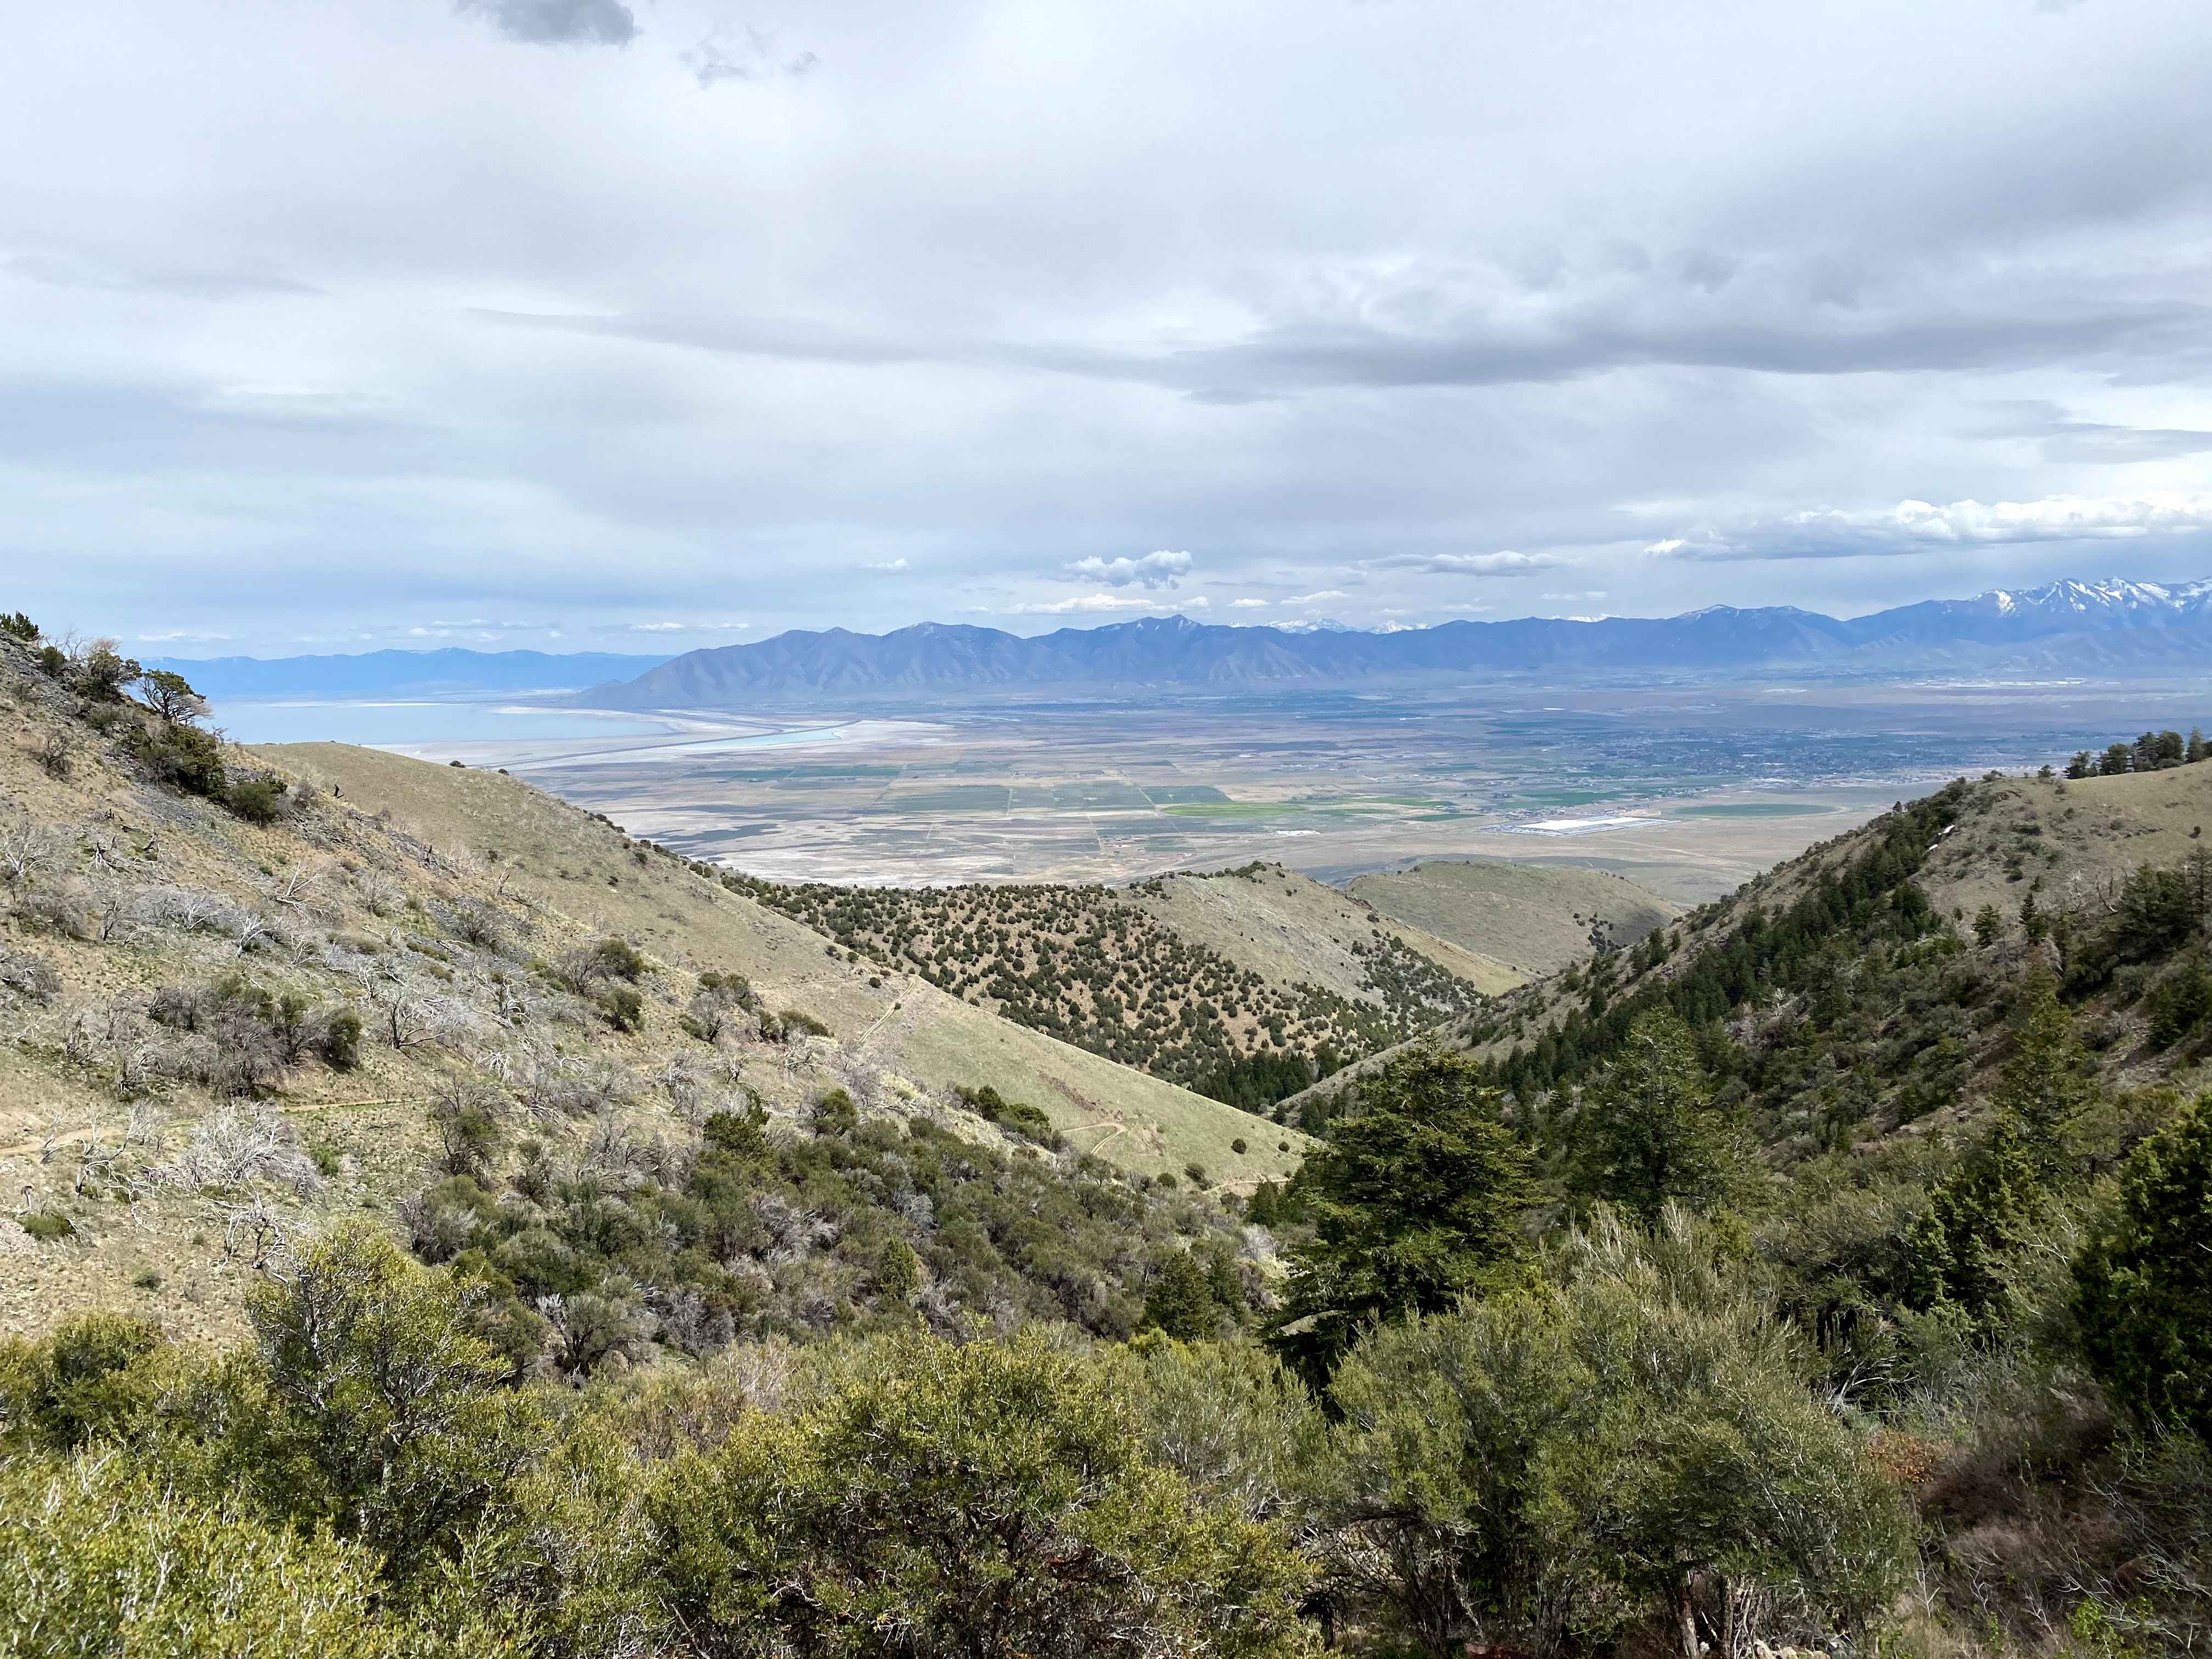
[584,578,2212,706]
[145,648,672,699]
[148,579,2212,706]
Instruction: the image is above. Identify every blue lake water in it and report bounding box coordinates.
[214,698,675,747]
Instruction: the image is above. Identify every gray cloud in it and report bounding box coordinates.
[1064,551,1191,589]
[456,0,638,46]
[1973,400,2212,462]
[1651,495,2212,562]
[1367,551,1564,575]
[4,252,318,299]
[681,26,818,87]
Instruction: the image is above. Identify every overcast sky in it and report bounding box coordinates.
[8,0,2212,656]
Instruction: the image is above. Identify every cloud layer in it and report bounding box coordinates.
[1652,494,2212,562]
[4,0,2212,650]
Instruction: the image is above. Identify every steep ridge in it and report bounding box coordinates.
[0,629,1302,1350]
[1286,753,2212,1141]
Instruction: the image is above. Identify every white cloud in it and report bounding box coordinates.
[862,557,911,572]
[1651,494,2212,562]
[1064,550,1193,589]
[1542,589,1611,601]
[1368,551,1564,575]
[1285,590,1348,605]
[1008,592,1210,615]
[1229,597,1271,608]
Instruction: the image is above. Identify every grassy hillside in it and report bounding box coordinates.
[725,860,1504,1113]
[0,634,1303,1351]
[1348,857,1677,978]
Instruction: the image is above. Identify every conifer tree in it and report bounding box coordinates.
[1568,1008,1742,1224]
[1268,1048,1537,1381]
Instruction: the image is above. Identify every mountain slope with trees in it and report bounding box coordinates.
[727,861,1504,1114]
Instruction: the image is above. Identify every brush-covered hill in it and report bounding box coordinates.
[1286,755,2212,1147]
[0,624,1303,1357]
[725,861,1510,1114]
[1347,857,1677,979]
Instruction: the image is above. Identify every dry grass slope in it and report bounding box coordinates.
[1348,857,1677,979]
[0,650,1304,1341]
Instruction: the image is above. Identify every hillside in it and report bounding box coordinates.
[582,575,2212,706]
[0,631,1303,1353]
[1347,857,1677,978]
[1288,753,2212,1147]
[724,861,1507,1113]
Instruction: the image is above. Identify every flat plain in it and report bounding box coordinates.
[218,676,2212,902]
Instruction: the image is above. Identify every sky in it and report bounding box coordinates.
[7,0,2212,657]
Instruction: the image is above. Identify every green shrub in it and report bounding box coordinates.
[20,1210,75,1243]
[648,1329,1313,1658]
[318,1008,363,1071]
[224,775,289,826]
[1321,1211,1914,1656]
[590,937,648,980]
[955,1084,1061,1146]
[596,984,644,1032]
[0,1311,163,1451]
[129,718,227,799]
[0,1452,499,1657]
[0,610,38,642]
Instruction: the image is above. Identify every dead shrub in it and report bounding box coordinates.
[153,1104,321,1198]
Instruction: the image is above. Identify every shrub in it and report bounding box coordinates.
[225,775,289,826]
[1321,1211,1914,1656]
[0,1453,501,1658]
[596,984,645,1032]
[590,937,648,980]
[955,1084,1061,1146]
[31,730,70,779]
[318,1008,363,1071]
[0,610,38,642]
[0,1310,163,1451]
[20,1210,75,1242]
[129,717,227,798]
[72,640,140,702]
[648,1328,1313,1658]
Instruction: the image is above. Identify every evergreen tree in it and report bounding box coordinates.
[1143,1249,1219,1342]
[1268,1048,1537,1381]
[2075,1093,2212,1438]
[1568,1008,1741,1224]
[1904,1114,2046,1328]
[1974,903,2002,948]
[1994,972,2096,1180]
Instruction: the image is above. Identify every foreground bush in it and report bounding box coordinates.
[651,1327,1317,1658]
[0,1452,501,1658]
[1316,1209,1913,1659]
